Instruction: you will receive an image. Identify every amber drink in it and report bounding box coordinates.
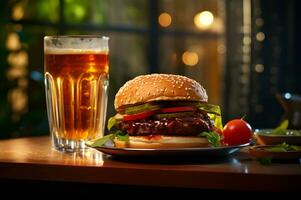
[44,36,109,152]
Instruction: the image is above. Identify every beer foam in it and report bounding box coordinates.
[44,36,109,54]
[45,48,108,55]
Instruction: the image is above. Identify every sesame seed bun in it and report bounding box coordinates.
[114,74,208,111]
[114,136,209,149]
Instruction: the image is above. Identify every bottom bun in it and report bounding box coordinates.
[114,136,209,149]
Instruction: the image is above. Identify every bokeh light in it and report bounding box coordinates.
[12,3,24,20]
[158,12,172,27]
[182,51,199,66]
[256,32,265,42]
[6,33,21,50]
[194,11,214,30]
[254,64,264,73]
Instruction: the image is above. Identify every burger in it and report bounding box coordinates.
[107,74,222,149]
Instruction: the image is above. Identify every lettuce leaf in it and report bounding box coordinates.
[196,103,223,129]
[86,134,115,147]
[197,103,221,116]
[271,119,289,135]
[107,114,124,131]
[116,131,129,142]
[199,131,221,147]
[86,131,129,147]
[107,116,117,131]
[209,113,223,130]
[266,142,301,152]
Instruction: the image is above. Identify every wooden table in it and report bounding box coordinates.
[0,136,300,193]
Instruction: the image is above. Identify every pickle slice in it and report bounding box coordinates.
[119,101,221,116]
[154,112,195,119]
[123,103,162,115]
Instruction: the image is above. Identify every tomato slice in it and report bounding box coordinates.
[160,106,197,113]
[123,110,157,121]
[122,106,197,121]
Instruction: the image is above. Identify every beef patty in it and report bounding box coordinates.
[118,113,213,136]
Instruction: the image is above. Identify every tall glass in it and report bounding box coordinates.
[44,35,109,152]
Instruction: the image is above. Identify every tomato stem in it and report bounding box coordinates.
[241,114,247,120]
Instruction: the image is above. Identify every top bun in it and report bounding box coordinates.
[114,74,208,111]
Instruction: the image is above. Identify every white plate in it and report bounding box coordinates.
[93,143,250,158]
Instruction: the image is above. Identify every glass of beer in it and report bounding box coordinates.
[44,35,109,152]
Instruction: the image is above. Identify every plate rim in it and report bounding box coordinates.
[255,129,301,138]
[93,142,250,152]
[249,145,301,159]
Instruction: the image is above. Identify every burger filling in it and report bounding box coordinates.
[87,101,223,148]
[118,112,213,136]
[108,101,222,138]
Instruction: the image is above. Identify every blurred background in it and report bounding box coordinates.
[0,0,301,139]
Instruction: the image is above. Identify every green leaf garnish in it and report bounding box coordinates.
[271,119,289,135]
[116,131,129,142]
[86,134,115,147]
[266,142,301,152]
[291,145,301,151]
[258,157,272,165]
[256,143,301,165]
[199,131,221,147]
[86,131,129,147]
[197,103,223,146]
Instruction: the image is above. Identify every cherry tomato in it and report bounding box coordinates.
[160,106,197,113]
[222,119,253,145]
[123,110,157,121]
